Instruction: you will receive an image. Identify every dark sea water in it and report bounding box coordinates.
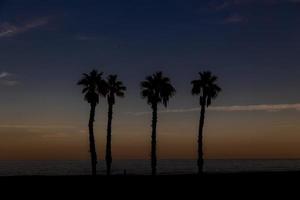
[0,160,300,176]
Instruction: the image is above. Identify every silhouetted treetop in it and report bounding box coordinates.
[191,71,221,107]
[77,70,108,104]
[106,75,127,105]
[141,71,176,107]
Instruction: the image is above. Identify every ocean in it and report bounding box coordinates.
[1,160,300,176]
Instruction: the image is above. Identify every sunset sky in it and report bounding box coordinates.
[0,0,300,160]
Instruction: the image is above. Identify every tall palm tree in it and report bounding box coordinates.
[77,70,107,176]
[141,72,176,176]
[191,71,221,175]
[105,75,127,176]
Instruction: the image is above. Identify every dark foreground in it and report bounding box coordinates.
[1,172,299,198]
[2,170,300,177]
[2,171,300,179]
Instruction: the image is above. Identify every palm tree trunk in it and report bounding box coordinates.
[198,101,206,175]
[89,103,98,176]
[106,102,113,176]
[151,103,158,176]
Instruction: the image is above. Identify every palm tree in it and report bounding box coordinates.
[141,72,176,176]
[105,75,127,176]
[77,70,107,176]
[191,71,221,175]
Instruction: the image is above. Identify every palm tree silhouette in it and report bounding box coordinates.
[78,70,107,176]
[191,71,221,175]
[141,72,176,176]
[105,75,127,176]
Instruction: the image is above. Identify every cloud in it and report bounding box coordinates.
[0,80,19,86]
[0,124,81,140]
[0,72,10,78]
[0,124,76,129]
[74,35,97,41]
[209,104,300,112]
[223,13,246,23]
[128,103,300,116]
[210,0,300,25]
[0,71,19,86]
[41,132,74,139]
[0,16,52,38]
[211,0,300,10]
[79,130,87,134]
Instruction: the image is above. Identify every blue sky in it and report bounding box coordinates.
[0,0,300,159]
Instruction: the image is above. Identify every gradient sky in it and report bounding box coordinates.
[1,0,300,160]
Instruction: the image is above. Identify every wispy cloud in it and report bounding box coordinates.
[223,13,246,24]
[209,104,300,112]
[0,124,76,129]
[210,0,300,25]
[0,71,19,86]
[0,80,19,86]
[211,0,300,10]
[0,124,82,139]
[0,72,10,78]
[41,132,76,139]
[74,35,97,41]
[0,16,52,38]
[128,103,300,116]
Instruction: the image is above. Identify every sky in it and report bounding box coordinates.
[0,0,300,160]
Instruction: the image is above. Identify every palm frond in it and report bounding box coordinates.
[77,69,105,104]
[140,72,175,107]
[106,74,127,104]
[192,71,221,107]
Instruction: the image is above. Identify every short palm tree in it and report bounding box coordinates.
[191,71,221,175]
[78,70,107,176]
[105,75,126,176]
[141,72,176,176]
